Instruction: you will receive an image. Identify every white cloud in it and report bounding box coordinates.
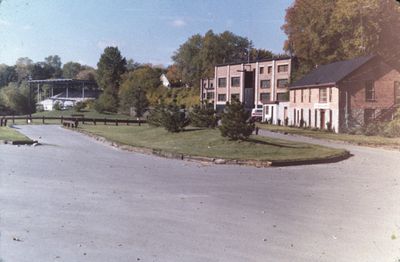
[171,18,186,28]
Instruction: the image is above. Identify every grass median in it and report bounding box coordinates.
[0,126,32,142]
[78,124,347,163]
[257,124,400,149]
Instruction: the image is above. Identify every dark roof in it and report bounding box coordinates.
[27,78,97,85]
[290,55,375,89]
[216,56,291,67]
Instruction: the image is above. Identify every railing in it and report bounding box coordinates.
[0,115,145,127]
[374,103,399,122]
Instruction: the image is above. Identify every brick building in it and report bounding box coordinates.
[289,55,400,133]
[200,57,292,111]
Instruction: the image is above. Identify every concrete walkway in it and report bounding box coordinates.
[1,125,400,262]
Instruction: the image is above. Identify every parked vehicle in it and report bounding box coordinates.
[251,108,263,122]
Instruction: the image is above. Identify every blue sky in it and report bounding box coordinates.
[0,0,293,67]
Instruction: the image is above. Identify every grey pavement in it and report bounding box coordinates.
[1,125,400,262]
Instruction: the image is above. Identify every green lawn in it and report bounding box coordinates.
[258,124,400,148]
[79,124,347,162]
[0,127,31,142]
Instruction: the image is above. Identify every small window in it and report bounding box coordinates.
[207,92,214,99]
[217,94,226,101]
[267,66,272,74]
[293,90,296,103]
[210,83,214,89]
[259,67,264,74]
[365,80,375,101]
[260,80,271,89]
[329,88,333,102]
[231,93,240,100]
[308,88,311,102]
[260,93,270,103]
[231,77,240,87]
[277,64,289,73]
[319,88,327,103]
[364,109,375,124]
[265,106,269,114]
[277,79,289,88]
[218,78,226,88]
[277,92,288,101]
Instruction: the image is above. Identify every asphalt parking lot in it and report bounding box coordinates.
[1,125,399,262]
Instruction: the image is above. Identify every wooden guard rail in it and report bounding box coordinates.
[0,115,144,126]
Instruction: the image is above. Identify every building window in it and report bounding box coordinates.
[210,83,214,89]
[277,79,289,88]
[293,90,296,103]
[395,81,400,104]
[277,64,289,73]
[329,88,333,102]
[365,80,375,101]
[277,92,288,101]
[319,88,327,103]
[231,93,240,100]
[231,77,240,87]
[207,92,214,99]
[260,80,271,89]
[267,66,272,74]
[218,78,226,88]
[217,94,226,102]
[308,88,311,102]
[260,93,270,103]
[259,67,264,74]
[300,89,304,103]
[364,109,375,124]
[308,109,311,126]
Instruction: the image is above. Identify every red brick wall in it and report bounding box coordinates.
[338,57,400,128]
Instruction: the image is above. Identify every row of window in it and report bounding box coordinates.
[218,77,289,88]
[293,87,333,103]
[215,92,288,102]
[259,64,289,74]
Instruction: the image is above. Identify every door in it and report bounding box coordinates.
[320,110,325,129]
[244,70,255,109]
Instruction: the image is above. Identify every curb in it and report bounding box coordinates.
[71,127,351,168]
[0,140,37,145]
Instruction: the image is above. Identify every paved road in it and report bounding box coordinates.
[1,125,399,262]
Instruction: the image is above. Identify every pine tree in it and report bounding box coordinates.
[189,103,217,128]
[219,98,255,140]
[147,99,166,127]
[161,100,189,132]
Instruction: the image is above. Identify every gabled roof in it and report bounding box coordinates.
[290,55,375,89]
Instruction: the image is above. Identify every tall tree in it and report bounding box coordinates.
[15,57,33,82]
[96,46,127,95]
[0,64,17,88]
[62,62,82,79]
[44,55,62,78]
[282,0,400,79]
[172,30,265,87]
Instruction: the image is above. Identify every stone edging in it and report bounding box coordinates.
[71,128,350,168]
[0,140,37,145]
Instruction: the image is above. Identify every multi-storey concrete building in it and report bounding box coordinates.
[289,55,400,132]
[200,57,292,111]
